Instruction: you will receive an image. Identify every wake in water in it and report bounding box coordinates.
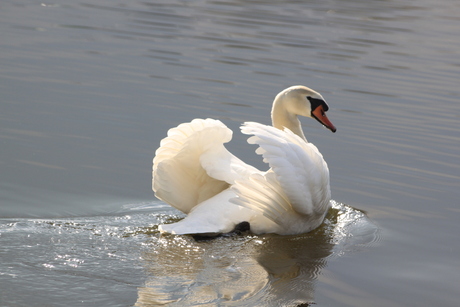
[0,200,379,307]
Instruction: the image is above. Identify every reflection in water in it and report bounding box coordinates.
[136,201,378,306]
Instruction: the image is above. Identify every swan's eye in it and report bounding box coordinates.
[307,96,329,113]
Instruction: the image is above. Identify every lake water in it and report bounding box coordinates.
[1,0,459,306]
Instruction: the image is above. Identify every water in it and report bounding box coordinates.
[1,0,459,306]
[0,201,377,306]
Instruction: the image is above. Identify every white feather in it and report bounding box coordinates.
[153,86,335,235]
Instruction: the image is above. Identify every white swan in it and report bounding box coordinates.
[152,85,336,236]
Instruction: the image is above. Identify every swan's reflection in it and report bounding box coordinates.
[136,201,378,306]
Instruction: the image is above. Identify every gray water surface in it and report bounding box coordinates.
[1,0,459,306]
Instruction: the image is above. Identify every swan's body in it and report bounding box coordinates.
[153,85,336,236]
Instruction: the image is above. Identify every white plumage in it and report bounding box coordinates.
[152,85,336,235]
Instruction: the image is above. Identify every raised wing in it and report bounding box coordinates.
[153,119,230,213]
[153,118,259,214]
[235,122,331,219]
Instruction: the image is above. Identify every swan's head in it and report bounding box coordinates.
[273,85,337,133]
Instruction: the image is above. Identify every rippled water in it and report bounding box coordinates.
[1,201,377,306]
[1,0,459,306]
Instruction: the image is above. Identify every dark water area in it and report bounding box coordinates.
[1,0,459,306]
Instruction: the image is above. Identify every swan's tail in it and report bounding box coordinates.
[159,189,247,235]
[159,220,222,236]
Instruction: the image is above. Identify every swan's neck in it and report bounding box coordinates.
[271,98,307,141]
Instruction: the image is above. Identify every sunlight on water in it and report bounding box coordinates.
[0,201,377,306]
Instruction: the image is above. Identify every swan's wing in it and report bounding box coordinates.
[236,122,331,218]
[199,142,260,184]
[231,171,292,225]
[153,118,229,213]
[153,118,258,214]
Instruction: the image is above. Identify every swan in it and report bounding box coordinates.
[152,85,336,236]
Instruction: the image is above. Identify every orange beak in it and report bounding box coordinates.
[312,105,336,133]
